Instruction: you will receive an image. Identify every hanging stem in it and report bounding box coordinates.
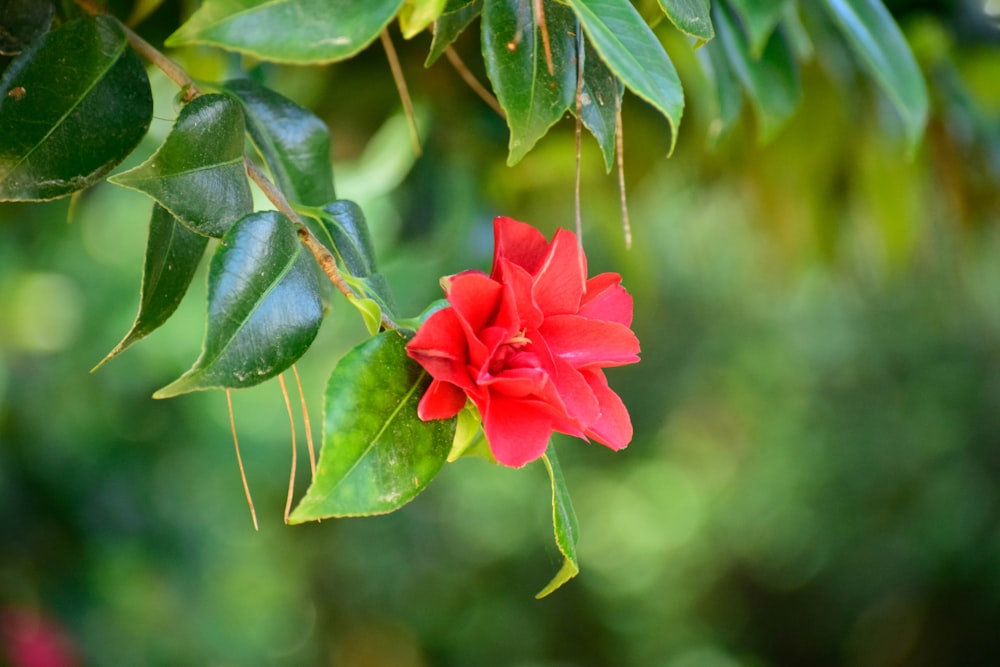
[573,29,584,245]
[278,374,298,524]
[291,365,316,476]
[227,390,259,531]
[615,92,632,249]
[444,47,505,119]
[380,29,422,155]
[533,0,555,76]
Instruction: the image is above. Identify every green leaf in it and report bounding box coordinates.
[575,36,622,172]
[223,78,336,207]
[154,211,324,397]
[0,0,53,55]
[656,0,713,42]
[289,332,455,519]
[426,0,482,66]
[562,0,684,154]
[0,16,152,201]
[347,294,382,335]
[820,0,928,153]
[95,205,209,370]
[725,0,789,58]
[109,94,252,238]
[714,2,800,143]
[400,0,447,38]
[482,0,578,165]
[536,442,580,598]
[165,0,405,64]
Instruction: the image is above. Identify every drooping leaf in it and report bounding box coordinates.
[154,211,324,397]
[223,78,336,207]
[0,16,152,201]
[400,0,447,39]
[563,0,684,154]
[0,0,54,55]
[656,0,713,42]
[165,0,405,64]
[109,94,252,238]
[536,442,580,598]
[725,0,789,58]
[482,0,577,165]
[714,2,800,143]
[575,36,622,172]
[698,28,743,145]
[288,332,455,519]
[95,205,209,370]
[820,0,928,153]
[426,0,482,66]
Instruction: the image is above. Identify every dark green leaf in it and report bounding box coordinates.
[726,0,789,58]
[109,94,252,238]
[425,0,482,66]
[820,0,928,153]
[482,0,577,165]
[400,0,447,38]
[714,2,800,143]
[656,0,713,41]
[563,0,684,154]
[575,36,622,172]
[223,78,336,207]
[0,16,152,201]
[154,211,324,397]
[0,0,53,55]
[95,205,209,370]
[536,442,580,598]
[288,332,455,519]
[165,0,405,64]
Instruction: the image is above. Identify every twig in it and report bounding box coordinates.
[615,92,632,249]
[380,29,421,155]
[291,365,316,476]
[444,47,505,119]
[227,390,259,531]
[278,374,297,524]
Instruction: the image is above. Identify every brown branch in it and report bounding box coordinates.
[380,29,422,156]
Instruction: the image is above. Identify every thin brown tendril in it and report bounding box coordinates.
[573,28,585,281]
[380,29,421,155]
[278,374,297,524]
[444,47,505,119]
[534,0,555,76]
[615,92,632,249]
[227,390,258,531]
[291,365,317,477]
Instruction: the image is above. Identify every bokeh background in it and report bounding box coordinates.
[2,2,1000,665]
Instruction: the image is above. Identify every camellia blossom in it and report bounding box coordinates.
[406,216,640,467]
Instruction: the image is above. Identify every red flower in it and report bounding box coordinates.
[406,216,640,467]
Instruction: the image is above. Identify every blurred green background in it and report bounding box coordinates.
[3,2,1000,665]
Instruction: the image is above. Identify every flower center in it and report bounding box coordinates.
[488,329,531,374]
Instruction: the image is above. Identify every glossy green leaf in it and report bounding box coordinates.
[563,0,684,154]
[656,0,713,41]
[348,294,383,335]
[154,211,324,397]
[820,0,928,153]
[726,0,789,58]
[575,36,622,172]
[714,2,800,143]
[288,332,455,519]
[0,0,53,55]
[0,16,152,201]
[224,78,336,207]
[426,0,482,66]
[482,0,577,165]
[165,0,405,64]
[536,443,580,598]
[95,205,209,370]
[400,0,447,38]
[109,94,252,238]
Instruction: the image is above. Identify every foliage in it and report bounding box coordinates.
[0,0,980,603]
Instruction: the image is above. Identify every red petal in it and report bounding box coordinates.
[495,259,543,330]
[549,354,600,427]
[417,380,468,420]
[491,216,549,277]
[480,367,548,398]
[447,271,503,332]
[539,315,640,367]
[483,394,554,467]
[580,273,633,326]
[406,308,473,388]
[580,369,632,450]
[532,229,585,315]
